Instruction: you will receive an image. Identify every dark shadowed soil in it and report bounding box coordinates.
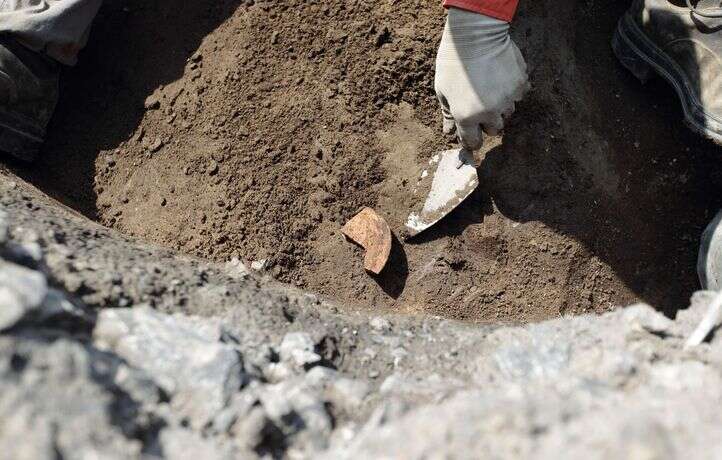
[12,0,722,322]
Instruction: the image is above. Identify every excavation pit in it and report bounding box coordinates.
[10,0,722,323]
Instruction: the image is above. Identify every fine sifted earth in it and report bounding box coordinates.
[16,0,722,322]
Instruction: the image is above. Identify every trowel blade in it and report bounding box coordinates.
[405,149,479,237]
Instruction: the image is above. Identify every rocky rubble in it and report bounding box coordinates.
[2,174,722,459]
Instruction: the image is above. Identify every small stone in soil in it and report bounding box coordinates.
[370,317,391,332]
[144,95,161,110]
[149,138,164,152]
[251,259,268,271]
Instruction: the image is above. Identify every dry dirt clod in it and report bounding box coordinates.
[341,208,392,275]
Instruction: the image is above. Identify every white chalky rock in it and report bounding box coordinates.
[93,307,245,429]
[0,261,48,330]
[369,317,391,332]
[280,332,321,367]
[622,303,674,335]
[0,210,8,244]
[251,259,268,271]
[225,257,250,279]
[329,378,370,410]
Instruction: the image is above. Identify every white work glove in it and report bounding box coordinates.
[435,8,529,151]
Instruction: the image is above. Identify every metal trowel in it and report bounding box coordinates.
[405,148,479,237]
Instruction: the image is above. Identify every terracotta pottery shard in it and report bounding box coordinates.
[341,207,392,274]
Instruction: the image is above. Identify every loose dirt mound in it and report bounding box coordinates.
[16,0,722,322]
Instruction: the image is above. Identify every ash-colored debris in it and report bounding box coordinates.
[3,175,722,459]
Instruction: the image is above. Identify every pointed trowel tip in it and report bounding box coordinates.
[404,149,480,238]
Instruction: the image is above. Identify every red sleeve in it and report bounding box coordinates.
[443,0,519,22]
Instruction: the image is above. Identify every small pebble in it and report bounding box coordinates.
[370,317,391,332]
[144,95,161,110]
[149,138,164,152]
[251,259,267,271]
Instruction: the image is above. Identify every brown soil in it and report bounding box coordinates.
[14,0,722,322]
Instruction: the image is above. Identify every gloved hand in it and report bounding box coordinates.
[435,8,529,151]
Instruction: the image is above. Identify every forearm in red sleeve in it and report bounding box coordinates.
[442,0,519,22]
